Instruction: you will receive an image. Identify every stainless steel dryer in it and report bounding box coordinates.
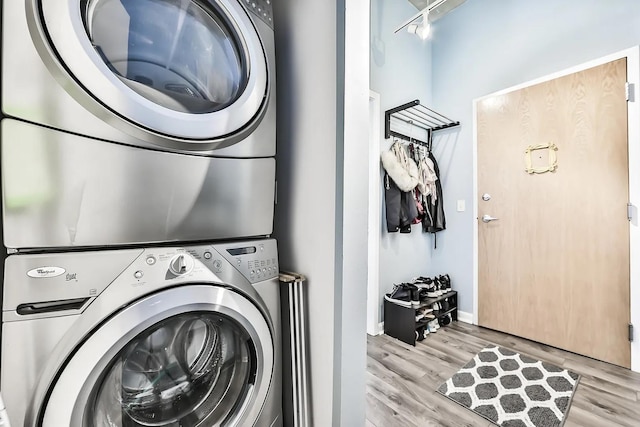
[1,0,276,249]
[1,239,282,427]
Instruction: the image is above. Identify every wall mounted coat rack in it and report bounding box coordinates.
[385,99,460,149]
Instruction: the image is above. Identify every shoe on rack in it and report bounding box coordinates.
[433,277,443,296]
[407,283,421,306]
[441,298,450,311]
[424,278,439,298]
[384,284,413,307]
[439,274,452,293]
[414,282,430,301]
[428,321,437,333]
[423,327,430,338]
[433,318,440,330]
[416,325,426,342]
[418,307,434,316]
[441,314,452,326]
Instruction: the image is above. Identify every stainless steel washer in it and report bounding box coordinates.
[1,239,282,427]
[1,0,277,249]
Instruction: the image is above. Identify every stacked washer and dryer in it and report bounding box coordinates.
[1,0,281,426]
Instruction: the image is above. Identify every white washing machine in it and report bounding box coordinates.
[1,0,277,249]
[0,239,282,427]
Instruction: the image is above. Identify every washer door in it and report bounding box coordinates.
[31,0,268,145]
[34,285,273,426]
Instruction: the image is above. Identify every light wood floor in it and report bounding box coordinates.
[366,322,640,427]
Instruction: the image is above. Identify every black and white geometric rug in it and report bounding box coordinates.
[437,345,580,427]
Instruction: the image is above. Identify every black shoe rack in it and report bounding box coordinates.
[384,291,457,346]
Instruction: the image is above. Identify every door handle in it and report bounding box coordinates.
[482,214,499,223]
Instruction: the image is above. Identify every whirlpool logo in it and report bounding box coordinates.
[27,266,66,278]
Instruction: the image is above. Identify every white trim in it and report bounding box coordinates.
[627,49,640,373]
[367,90,382,336]
[473,46,640,372]
[472,97,479,326]
[457,311,473,325]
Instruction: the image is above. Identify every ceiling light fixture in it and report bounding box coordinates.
[394,0,447,39]
[412,12,430,39]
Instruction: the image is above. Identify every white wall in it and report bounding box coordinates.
[336,0,370,425]
[274,1,369,425]
[273,2,338,425]
[431,0,640,314]
[370,0,434,321]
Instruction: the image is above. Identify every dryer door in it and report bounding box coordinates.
[30,285,274,426]
[31,0,268,147]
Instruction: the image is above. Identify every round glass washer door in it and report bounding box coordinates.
[34,0,268,142]
[36,285,274,426]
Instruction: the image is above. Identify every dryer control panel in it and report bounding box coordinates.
[242,0,273,28]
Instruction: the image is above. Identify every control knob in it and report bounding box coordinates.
[169,254,195,276]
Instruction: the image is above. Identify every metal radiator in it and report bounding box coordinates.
[279,272,310,427]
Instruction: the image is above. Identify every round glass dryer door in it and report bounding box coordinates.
[35,0,268,142]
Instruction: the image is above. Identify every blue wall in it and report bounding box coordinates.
[370,0,434,317]
[431,0,640,313]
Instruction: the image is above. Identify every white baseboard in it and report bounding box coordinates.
[457,311,474,324]
[367,322,384,336]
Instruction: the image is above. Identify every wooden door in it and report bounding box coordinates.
[477,58,631,368]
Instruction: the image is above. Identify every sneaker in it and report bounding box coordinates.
[423,327,430,338]
[441,298,450,311]
[414,282,431,301]
[439,274,452,293]
[433,277,443,296]
[433,318,440,330]
[425,278,439,298]
[418,307,434,316]
[384,284,413,307]
[432,302,441,312]
[441,314,452,326]
[406,283,421,306]
[416,325,426,341]
[428,321,437,333]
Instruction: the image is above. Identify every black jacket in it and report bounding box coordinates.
[422,152,445,233]
[385,173,418,233]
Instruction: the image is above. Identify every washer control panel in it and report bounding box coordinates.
[168,254,194,276]
[213,240,278,283]
[129,240,278,285]
[242,0,273,28]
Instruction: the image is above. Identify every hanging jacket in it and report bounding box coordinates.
[384,173,418,232]
[422,151,446,233]
[380,141,420,233]
[380,142,419,192]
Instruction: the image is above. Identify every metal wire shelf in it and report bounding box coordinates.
[385,99,460,149]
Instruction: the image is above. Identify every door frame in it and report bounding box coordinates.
[472,46,640,372]
[367,90,382,336]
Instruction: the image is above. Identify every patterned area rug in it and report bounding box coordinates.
[437,345,580,427]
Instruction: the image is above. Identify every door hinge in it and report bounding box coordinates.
[630,323,634,342]
[627,203,634,221]
[626,82,634,102]
[274,180,278,205]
